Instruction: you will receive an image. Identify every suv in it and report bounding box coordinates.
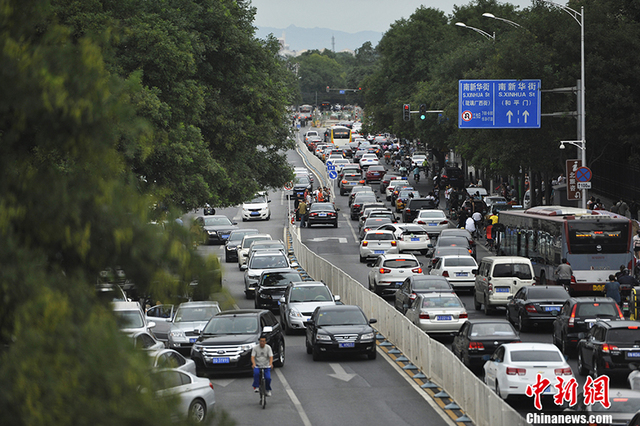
[577,320,640,377]
[167,302,221,354]
[279,281,340,334]
[439,166,464,189]
[191,309,285,374]
[254,269,303,311]
[243,250,291,298]
[350,192,378,220]
[552,297,624,356]
[367,254,423,296]
[402,198,438,223]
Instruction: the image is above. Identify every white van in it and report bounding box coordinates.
[473,256,535,315]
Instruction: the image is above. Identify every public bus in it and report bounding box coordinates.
[496,206,635,295]
[298,104,313,120]
[328,125,351,146]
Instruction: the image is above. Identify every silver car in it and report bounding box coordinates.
[359,230,399,263]
[149,349,197,375]
[167,302,221,354]
[151,369,215,424]
[405,293,468,335]
[244,250,291,298]
[279,281,340,333]
[413,209,451,237]
[367,253,423,296]
[237,233,272,269]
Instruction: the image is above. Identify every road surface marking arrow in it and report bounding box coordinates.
[328,363,357,382]
[308,237,348,243]
[506,110,513,123]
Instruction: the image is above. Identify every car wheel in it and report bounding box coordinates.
[274,340,285,367]
[245,290,253,300]
[539,271,546,285]
[242,218,247,222]
[367,348,377,360]
[282,317,292,335]
[495,381,503,399]
[225,255,231,263]
[189,399,207,423]
[306,338,312,355]
[577,350,588,376]
[474,294,481,311]
[591,358,600,378]
[312,346,322,361]
[334,222,338,228]
[359,255,366,263]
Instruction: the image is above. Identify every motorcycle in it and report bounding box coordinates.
[203,203,215,215]
[398,166,408,177]
[414,172,420,183]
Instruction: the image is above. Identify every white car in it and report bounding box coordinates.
[360,153,380,168]
[413,209,450,237]
[113,301,156,336]
[149,349,197,375]
[328,158,350,171]
[411,154,427,168]
[385,177,410,200]
[430,255,478,290]
[359,230,399,263]
[151,368,216,424]
[405,293,468,334]
[167,302,221,353]
[279,281,340,333]
[241,192,271,221]
[237,234,272,269]
[376,223,432,255]
[483,343,574,401]
[132,331,165,351]
[367,253,422,296]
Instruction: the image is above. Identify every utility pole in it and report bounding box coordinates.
[331,35,335,53]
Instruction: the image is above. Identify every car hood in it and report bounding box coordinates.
[289,300,336,312]
[171,321,210,333]
[317,324,373,335]
[203,225,238,232]
[243,202,268,209]
[196,333,258,346]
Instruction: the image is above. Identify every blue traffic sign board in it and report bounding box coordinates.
[328,170,338,180]
[575,166,592,182]
[458,80,541,129]
[339,90,345,94]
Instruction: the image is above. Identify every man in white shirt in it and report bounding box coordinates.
[251,336,274,396]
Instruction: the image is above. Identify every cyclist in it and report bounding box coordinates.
[413,165,420,183]
[251,336,273,396]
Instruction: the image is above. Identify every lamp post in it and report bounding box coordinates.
[482,13,522,28]
[542,0,586,209]
[455,22,495,41]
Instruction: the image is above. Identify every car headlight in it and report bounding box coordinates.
[289,308,303,318]
[240,343,257,352]
[192,344,203,353]
[207,230,217,235]
[360,332,375,341]
[248,274,259,280]
[316,334,332,341]
[226,245,235,251]
[169,331,185,339]
[259,293,271,299]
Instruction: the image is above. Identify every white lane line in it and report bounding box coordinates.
[342,213,359,242]
[275,368,312,426]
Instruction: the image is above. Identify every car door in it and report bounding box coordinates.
[145,304,174,341]
[581,324,602,371]
[484,346,505,389]
[453,322,470,358]
[507,287,526,322]
[395,279,410,311]
[554,301,571,342]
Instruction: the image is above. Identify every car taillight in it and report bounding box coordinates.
[379,268,392,274]
[506,367,526,376]
[411,267,422,273]
[439,220,449,225]
[341,180,347,184]
[442,271,449,277]
[309,213,317,217]
[615,304,624,319]
[209,382,214,390]
[525,304,537,313]
[391,241,397,246]
[417,221,426,224]
[488,282,493,293]
[568,304,577,327]
[469,341,484,350]
[570,275,576,283]
[602,344,619,353]
[362,241,368,246]
[328,212,336,216]
[405,208,411,212]
[419,313,430,319]
[354,204,361,208]
[554,367,573,375]
[468,249,473,255]
[459,313,468,319]
[409,293,417,300]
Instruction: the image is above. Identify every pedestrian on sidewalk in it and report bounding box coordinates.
[297,199,308,227]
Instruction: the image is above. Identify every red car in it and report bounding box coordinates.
[365,165,386,183]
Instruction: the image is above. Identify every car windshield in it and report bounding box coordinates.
[527,287,569,299]
[470,323,517,337]
[418,211,445,219]
[174,306,220,323]
[510,350,562,362]
[383,258,419,268]
[365,218,392,227]
[261,272,302,287]
[114,310,144,328]
[364,232,394,241]
[295,176,310,185]
[492,264,532,279]
[228,230,257,243]
[422,296,462,308]
[203,217,232,226]
[249,254,288,269]
[248,195,267,204]
[443,257,477,267]
[412,277,450,290]
[242,236,270,248]
[437,237,469,247]
[317,309,367,326]
[576,303,619,317]
[290,286,333,302]
[202,316,259,334]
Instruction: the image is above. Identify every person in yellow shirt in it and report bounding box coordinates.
[489,212,499,225]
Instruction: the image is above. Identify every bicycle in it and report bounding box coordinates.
[258,367,269,409]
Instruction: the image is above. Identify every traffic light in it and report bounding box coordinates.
[419,104,427,120]
[326,86,330,93]
[403,104,410,122]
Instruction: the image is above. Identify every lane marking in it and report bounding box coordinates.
[275,368,312,426]
[342,213,359,242]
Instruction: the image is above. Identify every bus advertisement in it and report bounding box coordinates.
[497,206,635,295]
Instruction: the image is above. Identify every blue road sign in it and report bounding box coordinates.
[459,80,541,129]
[575,166,592,182]
[339,90,345,94]
[328,170,338,180]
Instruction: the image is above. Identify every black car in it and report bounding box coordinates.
[224,229,259,262]
[552,297,624,357]
[350,193,378,220]
[191,309,285,374]
[439,228,477,258]
[254,269,303,311]
[305,305,377,361]
[380,173,400,193]
[307,202,338,228]
[439,166,464,189]
[451,320,520,371]
[577,320,640,378]
[505,285,570,331]
[394,275,453,314]
[291,176,312,201]
[402,198,438,223]
[194,215,239,245]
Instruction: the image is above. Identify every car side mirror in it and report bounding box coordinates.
[268,200,272,203]
[336,208,340,211]
[279,297,286,304]
[194,329,200,335]
[304,320,314,327]
[232,222,238,225]
[419,262,424,266]
[507,296,513,300]
[241,265,248,271]
[263,326,273,334]
[428,244,433,248]
[334,295,341,302]
[147,321,156,329]
[369,318,377,324]
[472,269,478,275]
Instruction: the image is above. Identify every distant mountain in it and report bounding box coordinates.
[255,24,383,52]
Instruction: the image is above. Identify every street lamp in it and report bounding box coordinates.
[482,13,522,28]
[455,22,495,41]
[542,0,586,208]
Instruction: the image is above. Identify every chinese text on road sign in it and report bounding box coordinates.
[458,80,541,129]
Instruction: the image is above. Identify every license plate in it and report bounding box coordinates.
[455,272,468,277]
[250,212,259,216]
[339,342,355,348]
[221,234,229,239]
[495,287,510,293]
[210,357,230,364]
[428,223,437,226]
[544,306,561,312]
[411,238,419,241]
[349,182,357,185]
[395,282,403,287]
[627,352,640,358]
[189,338,197,343]
[436,315,452,321]
[374,250,384,254]
[319,213,327,217]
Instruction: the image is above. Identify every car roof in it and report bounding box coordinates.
[316,304,361,312]
[570,296,617,303]
[379,253,418,260]
[439,254,476,260]
[112,301,142,311]
[177,301,220,308]
[251,250,286,256]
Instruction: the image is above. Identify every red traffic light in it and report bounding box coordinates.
[404,104,409,110]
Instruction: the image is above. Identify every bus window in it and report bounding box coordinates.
[567,222,629,254]
[330,126,351,145]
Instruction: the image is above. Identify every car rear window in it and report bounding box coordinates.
[576,302,619,317]
[422,296,462,308]
[365,232,394,241]
[470,323,517,337]
[383,259,419,268]
[443,257,477,267]
[413,278,450,290]
[418,211,446,219]
[409,200,437,209]
[249,254,288,269]
[437,237,469,247]
[510,350,562,362]
[492,264,532,279]
[401,228,427,236]
[527,287,569,299]
[261,272,302,287]
[606,327,640,343]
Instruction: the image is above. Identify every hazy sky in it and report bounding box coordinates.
[250,0,534,33]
